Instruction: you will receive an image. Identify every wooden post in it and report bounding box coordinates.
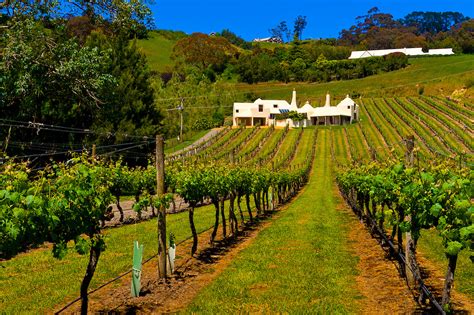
[229,148,235,164]
[404,135,415,288]
[405,135,414,167]
[156,135,167,279]
[91,144,96,163]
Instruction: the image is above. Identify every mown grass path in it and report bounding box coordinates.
[188,130,361,313]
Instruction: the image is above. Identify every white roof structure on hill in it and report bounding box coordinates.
[348,47,454,59]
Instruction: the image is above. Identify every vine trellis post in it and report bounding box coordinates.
[404,135,415,289]
[156,135,167,279]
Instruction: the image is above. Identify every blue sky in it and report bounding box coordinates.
[150,0,474,40]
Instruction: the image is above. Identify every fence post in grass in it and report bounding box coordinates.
[156,135,167,279]
[404,135,415,288]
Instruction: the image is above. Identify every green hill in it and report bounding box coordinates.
[229,55,474,101]
[136,30,186,72]
[136,30,473,100]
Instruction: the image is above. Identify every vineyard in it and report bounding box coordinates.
[1,95,473,313]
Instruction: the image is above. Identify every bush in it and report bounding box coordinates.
[383,52,409,71]
[192,118,213,131]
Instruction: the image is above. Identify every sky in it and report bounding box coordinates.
[150,0,474,40]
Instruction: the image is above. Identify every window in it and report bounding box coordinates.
[258,104,263,112]
[236,109,239,113]
[273,104,278,108]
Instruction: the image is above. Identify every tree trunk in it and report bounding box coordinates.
[245,194,253,222]
[80,240,101,315]
[116,195,124,223]
[150,196,156,217]
[210,200,219,244]
[364,196,370,218]
[189,206,198,256]
[397,206,405,277]
[229,194,235,236]
[172,198,176,212]
[237,194,245,223]
[135,195,142,220]
[371,199,377,219]
[229,193,239,237]
[253,193,260,215]
[220,198,226,238]
[441,254,458,307]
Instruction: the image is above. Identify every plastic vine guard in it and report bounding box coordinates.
[131,241,144,297]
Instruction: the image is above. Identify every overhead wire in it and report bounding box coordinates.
[1,140,155,161]
[0,119,153,140]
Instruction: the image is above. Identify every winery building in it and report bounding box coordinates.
[232,90,359,127]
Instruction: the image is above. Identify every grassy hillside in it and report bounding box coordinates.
[136,30,182,72]
[136,29,473,101]
[229,55,474,101]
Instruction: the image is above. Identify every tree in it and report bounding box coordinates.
[402,11,469,35]
[172,33,237,72]
[219,29,252,49]
[86,32,163,144]
[3,0,153,38]
[452,19,474,53]
[293,15,307,41]
[269,21,291,42]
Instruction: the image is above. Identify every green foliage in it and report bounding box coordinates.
[337,160,474,304]
[1,15,162,155]
[172,33,237,72]
[339,7,472,53]
[234,49,407,84]
[85,32,163,143]
[192,118,214,131]
[218,29,252,49]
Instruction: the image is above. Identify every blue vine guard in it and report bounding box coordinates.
[131,241,144,297]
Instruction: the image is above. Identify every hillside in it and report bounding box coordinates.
[229,55,474,101]
[136,30,184,71]
[136,32,473,100]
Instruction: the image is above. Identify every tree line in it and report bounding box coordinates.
[339,7,473,53]
[171,32,409,84]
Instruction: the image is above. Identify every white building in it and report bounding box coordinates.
[252,37,283,43]
[348,47,454,59]
[232,90,359,127]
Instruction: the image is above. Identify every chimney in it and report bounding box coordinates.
[325,92,331,107]
[291,89,297,107]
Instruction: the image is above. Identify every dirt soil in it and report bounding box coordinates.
[335,185,474,314]
[63,210,284,314]
[335,190,419,313]
[416,250,474,314]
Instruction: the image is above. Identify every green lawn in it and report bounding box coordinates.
[188,129,362,313]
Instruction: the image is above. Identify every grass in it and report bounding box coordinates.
[229,55,474,101]
[0,203,221,313]
[187,129,361,313]
[417,230,474,300]
[136,31,177,72]
[164,129,210,154]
